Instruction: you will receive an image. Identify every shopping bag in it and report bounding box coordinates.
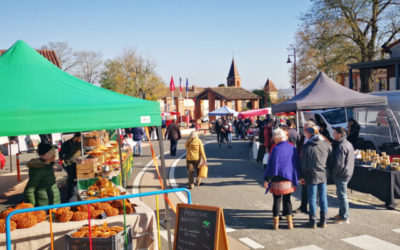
[263,152,269,164]
[198,163,208,178]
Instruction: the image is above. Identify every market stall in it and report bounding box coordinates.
[0,197,157,250]
[0,40,172,249]
[208,105,239,117]
[272,72,388,131]
[348,150,400,209]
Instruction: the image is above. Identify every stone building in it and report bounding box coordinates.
[194,58,261,122]
[263,78,278,102]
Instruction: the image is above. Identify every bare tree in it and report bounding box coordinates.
[74,51,103,84]
[300,0,400,92]
[39,42,77,72]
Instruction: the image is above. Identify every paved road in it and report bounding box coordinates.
[170,137,400,250]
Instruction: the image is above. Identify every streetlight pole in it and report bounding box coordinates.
[287,48,297,96]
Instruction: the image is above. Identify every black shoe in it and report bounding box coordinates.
[219,144,221,148]
[228,145,232,149]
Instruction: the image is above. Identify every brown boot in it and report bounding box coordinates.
[286,215,294,230]
[273,217,279,230]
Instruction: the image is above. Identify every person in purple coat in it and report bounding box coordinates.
[263,128,301,230]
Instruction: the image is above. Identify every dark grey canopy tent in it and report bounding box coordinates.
[272,72,388,113]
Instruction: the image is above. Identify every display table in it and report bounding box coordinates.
[0,197,158,250]
[348,164,400,209]
[77,153,133,189]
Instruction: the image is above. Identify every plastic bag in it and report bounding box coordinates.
[198,163,208,178]
[263,152,269,165]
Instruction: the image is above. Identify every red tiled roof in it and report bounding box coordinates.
[161,85,205,99]
[0,49,61,68]
[195,87,261,100]
[264,78,278,92]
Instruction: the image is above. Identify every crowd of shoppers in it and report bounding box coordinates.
[263,118,355,230]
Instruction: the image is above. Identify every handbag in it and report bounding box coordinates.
[198,163,208,178]
[263,152,269,164]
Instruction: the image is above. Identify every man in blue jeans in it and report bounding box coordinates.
[331,127,354,224]
[300,126,332,228]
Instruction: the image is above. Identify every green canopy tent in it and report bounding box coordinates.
[0,40,161,136]
[0,40,175,248]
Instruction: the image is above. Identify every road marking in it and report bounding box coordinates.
[239,237,264,249]
[393,228,400,233]
[169,140,237,233]
[287,245,324,250]
[225,226,235,233]
[131,150,170,195]
[341,235,400,250]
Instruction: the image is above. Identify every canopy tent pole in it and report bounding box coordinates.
[80,132,84,156]
[296,111,300,132]
[117,129,126,188]
[157,126,173,250]
[345,108,348,124]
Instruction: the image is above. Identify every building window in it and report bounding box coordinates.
[236,80,239,86]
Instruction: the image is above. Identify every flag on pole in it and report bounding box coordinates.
[170,76,175,91]
[179,76,182,92]
[186,76,189,92]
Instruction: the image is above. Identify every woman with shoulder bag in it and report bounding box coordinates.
[185,131,207,189]
[263,128,301,230]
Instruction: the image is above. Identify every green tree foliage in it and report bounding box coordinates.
[252,89,271,107]
[297,0,400,92]
[218,83,226,87]
[100,47,166,100]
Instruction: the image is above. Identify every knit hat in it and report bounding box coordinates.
[38,143,55,160]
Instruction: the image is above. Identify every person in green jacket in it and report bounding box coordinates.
[23,143,61,207]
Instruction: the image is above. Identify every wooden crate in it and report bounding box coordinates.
[77,172,96,179]
[77,168,96,174]
[76,163,97,170]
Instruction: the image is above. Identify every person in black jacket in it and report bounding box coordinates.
[165,119,181,156]
[59,133,81,201]
[215,118,222,143]
[319,123,333,143]
[39,134,52,145]
[286,119,300,148]
[347,118,360,149]
[256,119,267,162]
[331,127,354,224]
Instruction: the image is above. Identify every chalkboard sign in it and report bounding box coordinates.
[174,204,229,250]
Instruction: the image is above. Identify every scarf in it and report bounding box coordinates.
[263,141,301,193]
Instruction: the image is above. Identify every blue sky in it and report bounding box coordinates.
[0,0,311,90]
